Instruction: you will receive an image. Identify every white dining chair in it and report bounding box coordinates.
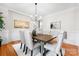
[24,30,41,56]
[19,30,28,53]
[50,31,60,37]
[44,33,64,56]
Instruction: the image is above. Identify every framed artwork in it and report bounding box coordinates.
[14,20,30,28]
[50,21,61,29]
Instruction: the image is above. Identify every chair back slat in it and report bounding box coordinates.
[24,30,33,50]
[56,33,63,54]
[19,31,25,44]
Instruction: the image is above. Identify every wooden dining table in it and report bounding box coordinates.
[33,33,57,55]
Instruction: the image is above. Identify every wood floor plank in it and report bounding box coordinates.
[0,44,16,56]
[0,40,79,56]
[0,40,20,56]
[62,43,79,56]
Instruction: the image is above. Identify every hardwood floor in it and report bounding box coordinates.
[0,40,20,56]
[62,43,79,56]
[0,40,79,56]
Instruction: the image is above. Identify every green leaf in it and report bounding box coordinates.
[0,16,4,30]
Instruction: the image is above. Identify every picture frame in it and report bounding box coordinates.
[14,20,30,28]
[50,21,61,29]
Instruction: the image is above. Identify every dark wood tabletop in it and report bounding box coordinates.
[33,34,57,43]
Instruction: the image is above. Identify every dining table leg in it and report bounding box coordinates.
[40,41,44,56]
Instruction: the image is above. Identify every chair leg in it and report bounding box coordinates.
[56,54,59,56]
[43,48,49,56]
[20,43,22,49]
[23,44,26,52]
[25,47,28,54]
[60,48,63,56]
[56,49,63,56]
[31,50,33,56]
[39,46,41,53]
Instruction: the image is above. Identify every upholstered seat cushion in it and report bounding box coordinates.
[44,43,57,52]
[33,42,41,49]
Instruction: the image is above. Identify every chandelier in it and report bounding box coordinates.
[34,3,41,29]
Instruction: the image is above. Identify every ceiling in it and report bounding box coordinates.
[0,3,78,16]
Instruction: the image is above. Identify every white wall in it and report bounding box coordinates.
[42,8,76,33]
[0,5,33,44]
[75,7,79,32]
[8,10,32,41]
[42,7,79,45]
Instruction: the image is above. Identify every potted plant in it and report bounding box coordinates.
[0,15,4,47]
[0,16,4,30]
